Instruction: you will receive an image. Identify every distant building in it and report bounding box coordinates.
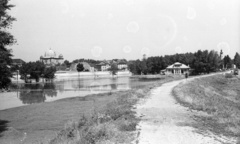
[40,48,64,66]
[165,62,190,75]
[97,61,111,71]
[97,59,128,71]
[69,59,128,72]
[117,60,128,70]
[70,62,98,72]
[12,59,25,67]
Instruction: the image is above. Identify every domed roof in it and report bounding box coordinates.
[174,62,182,65]
[44,48,57,58]
[59,54,63,58]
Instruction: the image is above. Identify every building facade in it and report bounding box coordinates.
[165,62,190,75]
[117,61,128,70]
[40,48,64,66]
[70,62,97,72]
[12,59,25,67]
[97,61,111,71]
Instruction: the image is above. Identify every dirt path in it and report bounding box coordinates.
[135,75,236,144]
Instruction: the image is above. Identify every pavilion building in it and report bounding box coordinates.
[165,62,190,75]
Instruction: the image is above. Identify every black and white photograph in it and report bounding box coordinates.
[0,0,240,143]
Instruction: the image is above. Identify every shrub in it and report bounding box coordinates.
[225,73,233,78]
[118,119,138,131]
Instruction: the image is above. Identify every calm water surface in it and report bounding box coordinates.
[0,76,159,110]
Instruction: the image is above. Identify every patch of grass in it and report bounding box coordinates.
[0,75,183,143]
[173,74,240,139]
[49,92,140,144]
[47,75,184,144]
[225,73,234,78]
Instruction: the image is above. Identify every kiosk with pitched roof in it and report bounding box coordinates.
[165,62,190,75]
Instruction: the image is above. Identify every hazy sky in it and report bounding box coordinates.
[9,0,240,62]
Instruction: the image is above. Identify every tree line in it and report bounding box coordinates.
[128,50,240,75]
[0,0,16,89]
[19,61,56,83]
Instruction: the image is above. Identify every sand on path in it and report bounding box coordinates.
[135,74,236,144]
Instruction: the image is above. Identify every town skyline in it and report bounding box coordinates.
[9,0,239,62]
[13,47,239,63]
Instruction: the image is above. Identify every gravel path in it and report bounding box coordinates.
[135,75,236,144]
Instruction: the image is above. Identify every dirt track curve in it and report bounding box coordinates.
[135,74,236,144]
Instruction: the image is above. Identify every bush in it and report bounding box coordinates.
[225,73,233,78]
[118,119,138,131]
[105,102,126,120]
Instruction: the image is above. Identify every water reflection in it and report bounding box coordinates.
[18,83,57,104]
[19,89,46,104]
[2,77,159,110]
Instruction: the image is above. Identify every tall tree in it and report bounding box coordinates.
[77,63,84,73]
[63,60,71,68]
[43,66,56,82]
[233,52,240,68]
[223,55,233,69]
[207,50,220,72]
[0,0,16,89]
[128,61,137,75]
[76,63,84,80]
[30,61,45,82]
[20,61,46,82]
[108,62,118,77]
[140,60,148,75]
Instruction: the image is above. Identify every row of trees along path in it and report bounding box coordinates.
[0,0,16,89]
[128,50,240,75]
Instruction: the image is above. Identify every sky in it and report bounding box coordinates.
[8,0,240,62]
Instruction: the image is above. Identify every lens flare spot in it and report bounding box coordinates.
[123,45,132,53]
[91,46,103,58]
[127,21,140,33]
[187,7,197,20]
[147,15,177,49]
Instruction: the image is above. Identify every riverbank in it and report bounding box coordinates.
[0,75,182,144]
[135,73,236,144]
[55,71,132,80]
[172,74,240,142]
[10,71,132,84]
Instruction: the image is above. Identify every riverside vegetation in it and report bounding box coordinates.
[173,74,240,142]
[47,75,183,144]
[0,75,183,144]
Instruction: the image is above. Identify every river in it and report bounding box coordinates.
[0,76,160,110]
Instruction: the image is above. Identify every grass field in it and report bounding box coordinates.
[0,75,183,144]
[173,74,240,141]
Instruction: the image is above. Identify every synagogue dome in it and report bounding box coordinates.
[59,54,63,58]
[44,48,57,58]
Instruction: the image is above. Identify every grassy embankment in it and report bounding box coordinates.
[173,74,240,140]
[47,75,183,144]
[0,75,183,144]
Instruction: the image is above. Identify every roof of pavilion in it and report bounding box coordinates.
[166,62,190,69]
